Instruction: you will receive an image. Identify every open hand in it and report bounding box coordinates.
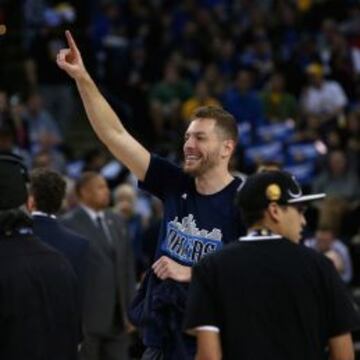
[56,30,87,80]
[152,256,192,282]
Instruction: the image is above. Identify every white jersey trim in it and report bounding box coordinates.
[195,326,220,333]
[239,234,282,241]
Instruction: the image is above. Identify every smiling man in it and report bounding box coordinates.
[185,171,360,360]
[57,31,245,359]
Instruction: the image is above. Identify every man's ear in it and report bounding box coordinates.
[221,139,236,158]
[26,194,36,212]
[267,202,282,223]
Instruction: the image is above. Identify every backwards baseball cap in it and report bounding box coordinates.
[236,170,325,212]
[0,152,29,210]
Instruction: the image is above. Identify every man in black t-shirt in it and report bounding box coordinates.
[185,170,360,360]
[57,31,245,359]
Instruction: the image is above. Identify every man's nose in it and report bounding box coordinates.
[184,137,195,148]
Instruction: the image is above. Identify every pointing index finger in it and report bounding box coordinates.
[65,30,79,53]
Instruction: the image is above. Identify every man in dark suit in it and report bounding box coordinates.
[62,171,136,360]
[0,152,79,360]
[28,168,89,280]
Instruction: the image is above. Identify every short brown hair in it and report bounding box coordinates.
[190,106,238,143]
[30,168,66,214]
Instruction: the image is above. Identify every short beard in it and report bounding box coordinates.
[183,155,219,177]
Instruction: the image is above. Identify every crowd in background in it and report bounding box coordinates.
[0,0,360,287]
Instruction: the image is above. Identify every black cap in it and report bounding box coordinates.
[0,152,29,210]
[236,171,325,212]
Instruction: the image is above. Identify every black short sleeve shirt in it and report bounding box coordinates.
[184,237,360,360]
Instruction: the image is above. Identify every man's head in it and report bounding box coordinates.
[26,92,44,115]
[306,63,324,87]
[328,150,347,176]
[0,152,29,210]
[183,106,238,177]
[236,70,253,93]
[315,226,336,252]
[0,152,31,235]
[114,183,137,219]
[28,168,66,215]
[236,171,325,242]
[75,172,110,211]
[269,73,285,93]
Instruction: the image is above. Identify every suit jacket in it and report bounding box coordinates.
[61,207,136,335]
[33,215,89,281]
[0,233,79,360]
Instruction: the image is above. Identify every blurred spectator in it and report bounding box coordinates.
[0,91,28,148]
[31,149,53,169]
[327,31,360,99]
[239,33,274,85]
[82,147,108,173]
[222,69,265,126]
[181,80,220,122]
[202,62,226,98]
[0,123,31,167]
[215,38,238,80]
[92,2,129,92]
[62,172,135,360]
[312,149,360,202]
[305,226,353,283]
[26,25,75,134]
[261,72,297,123]
[24,91,63,153]
[149,63,192,138]
[300,63,348,123]
[8,94,30,149]
[114,183,146,280]
[296,114,322,142]
[123,41,154,146]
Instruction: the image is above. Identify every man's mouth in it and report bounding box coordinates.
[185,155,201,162]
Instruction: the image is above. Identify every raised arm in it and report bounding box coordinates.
[56,30,150,181]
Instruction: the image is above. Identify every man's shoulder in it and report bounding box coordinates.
[140,154,191,199]
[61,207,85,223]
[197,241,241,268]
[57,221,89,247]
[0,234,68,261]
[291,240,336,269]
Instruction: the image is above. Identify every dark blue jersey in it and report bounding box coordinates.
[138,155,245,356]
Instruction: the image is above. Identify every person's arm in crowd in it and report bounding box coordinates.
[56,30,150,181]
[195,330,222,360]
[328,333,354,360]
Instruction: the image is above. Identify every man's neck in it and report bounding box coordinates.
[249,220,278,236]
[195,168,234,195]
